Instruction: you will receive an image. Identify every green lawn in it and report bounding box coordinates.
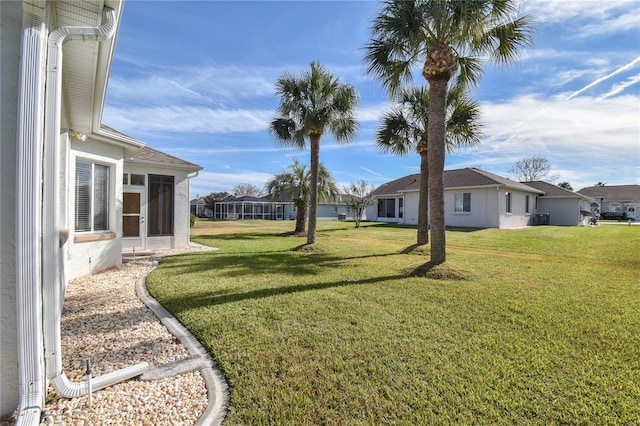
[146,221,640,425]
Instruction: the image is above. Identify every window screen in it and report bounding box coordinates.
[148,175,174,236]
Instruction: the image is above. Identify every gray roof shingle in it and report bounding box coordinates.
[577,185,640,203]
[523,181,590,198]
[129,146,201,169]
[373,168,543,196]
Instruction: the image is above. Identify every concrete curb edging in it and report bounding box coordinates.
[136,276,229,426]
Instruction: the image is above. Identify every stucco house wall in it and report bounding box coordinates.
[536,198,583,226]
[402,193,420,225]
[525,181,593,226]
[67,137,125,279]
[445,187,500,228]
[497,189,533,229]
[1,0,22,416]
[317,203,352,220]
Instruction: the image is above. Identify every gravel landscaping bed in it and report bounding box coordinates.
[37,245,216,425]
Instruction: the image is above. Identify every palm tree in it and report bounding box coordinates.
[265,159,338,234]
[270,61,359,244]
[376,84,482,245]
[365,0,533,263]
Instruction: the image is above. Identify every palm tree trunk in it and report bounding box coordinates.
[417,141,429,245]
[307,134,321,244]
[427,79,448,263]
[295,204,306,233]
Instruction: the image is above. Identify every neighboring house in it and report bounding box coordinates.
[215,195,286,220]
[215,194,356,221]
[2,1,200,421]
[523,181,594,226]
[191,196,213,218]
[578,185,640,220]
[367,168,546,229]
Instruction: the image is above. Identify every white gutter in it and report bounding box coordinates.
[15,4,47,424]
[41,4,147,403]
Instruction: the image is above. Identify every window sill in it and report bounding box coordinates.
[454,212,471,215]
[74,232,116,243]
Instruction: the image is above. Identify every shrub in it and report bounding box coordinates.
[600,211,626,221]
[190,213,196,227]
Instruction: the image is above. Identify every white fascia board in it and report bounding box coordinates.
[92,128,145,156]
[91,0,124,133]
[447,184,545,194]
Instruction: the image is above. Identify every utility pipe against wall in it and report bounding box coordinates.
[41,4,148,401]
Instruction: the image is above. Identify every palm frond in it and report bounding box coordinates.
[376,109,416,156]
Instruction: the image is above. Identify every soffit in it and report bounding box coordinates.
[55,0,122,135]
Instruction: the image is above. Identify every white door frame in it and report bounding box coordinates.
[122,188,146,251]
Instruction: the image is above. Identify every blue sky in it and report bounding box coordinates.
[103,1,640,198]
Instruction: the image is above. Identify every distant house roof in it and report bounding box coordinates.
[577,185,640,203]
[223,195,269,203]
[373,168,544,196]
[523,181,592,199]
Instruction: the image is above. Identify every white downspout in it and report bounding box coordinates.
[42,6,148,401]
[15,5,48,425]
[187,171,199,242]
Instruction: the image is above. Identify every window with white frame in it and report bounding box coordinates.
[525,195,530,214]
[123,173,145,186]
[454,192,471,213]
[75,159,110,232]
[505,192,512,213]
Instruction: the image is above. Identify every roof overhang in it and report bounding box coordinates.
[446,184,545,194]
[92,126,144,157]
[56,0,124,136]
[124,158,203,173]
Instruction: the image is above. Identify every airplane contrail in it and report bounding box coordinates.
[599,73,640,99]
[567,56,640,99]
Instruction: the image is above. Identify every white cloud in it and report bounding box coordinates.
[104,101,391,136]
[357,102,393,122]
[191,170,276,195]
[525,1,638,31]
[108,65,277,107]
[481,94,639,146]
[457,93,640,189]
[104,105,272,133]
